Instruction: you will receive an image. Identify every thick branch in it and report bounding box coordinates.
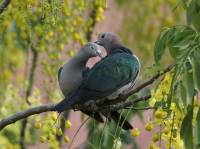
[0,64,174,131]
[0,0,11,14]
[0,95,150,131]
[78,95,151,112]
[0,104,55,130]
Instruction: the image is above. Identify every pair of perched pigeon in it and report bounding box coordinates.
[54,32,140,130]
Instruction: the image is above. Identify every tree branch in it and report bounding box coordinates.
[20,44,38,149]
[77,95,151,112]
[0,104,55,130]
[125,106,157,110]
[0,64,174,131]
[0,0,11,14]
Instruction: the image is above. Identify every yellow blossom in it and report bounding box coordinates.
[65,120,72,129]
[64,136,70,143]
[57,128,63,136]
[48,31,54,38]
[59,43,65,50]
[39,136,46,143]
[149,97,156,107]
[131,128,141,137]
[51,112,58,121]
[34,122,42,129]
[52,128,57,135]
[152,133,159,142]
[73,33,81,41]
[163,127,170,135]
[113,137,122,149]
[170,102,176,111]
[149,142,160,149]
[145,122,154,131]
[68,50,76,57]
[154,108,166,119]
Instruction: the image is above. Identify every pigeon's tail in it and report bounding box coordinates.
[110,111,133,130]
[82,111,104,123]
[54,94,81,113]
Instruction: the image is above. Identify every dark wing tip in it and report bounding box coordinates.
[82,111,104,123]
[110,111,133,130]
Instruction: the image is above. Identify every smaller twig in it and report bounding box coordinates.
[131,95,151,104]
[99,117,108,148]
[0,0,11,14]
[20,44,38,149]
[25,44,38,104]
[99,95,151,112]
[125,106,157,110]
[68,117,89,149]
[124,64,175,98]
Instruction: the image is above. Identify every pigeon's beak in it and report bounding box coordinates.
[94,40,102,46]
[96,48,103,58]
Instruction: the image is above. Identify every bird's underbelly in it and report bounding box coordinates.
[107,82,134,100]
[59,81,80,97]
[59,71,82,97]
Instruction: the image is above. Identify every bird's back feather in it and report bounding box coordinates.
[78,52,140,102]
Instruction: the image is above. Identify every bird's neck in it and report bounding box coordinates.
[107,44,133,55]
[72,53,89,66]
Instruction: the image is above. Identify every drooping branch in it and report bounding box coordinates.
[0,64,174,131]
[0,0,11,14]
[85,3,98,41]
[25,45,38,104]
[20,44,39,149]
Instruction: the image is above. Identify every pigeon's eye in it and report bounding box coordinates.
[101,34,105,38]
[90,46,94,49]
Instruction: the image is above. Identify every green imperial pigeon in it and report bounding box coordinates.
[94,32,140,130]
[55,32,140,130]
[58,42,104,122]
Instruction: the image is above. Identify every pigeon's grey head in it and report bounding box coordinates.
[78,42,102,58]
[95,32,122,54]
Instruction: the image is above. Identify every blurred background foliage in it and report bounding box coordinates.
[0,0,200,149]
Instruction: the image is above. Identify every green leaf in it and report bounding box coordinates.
[2,129,18,144]
[195,108,200,148]
[154,29,170,63]
[168,27,194,60]
[183,62,195,104]
[167,65,182,108]
[181,0,189,9]
[189,53,200,91]
[187,0,200,31]
[180,82,187,106]
[180,105,194,149]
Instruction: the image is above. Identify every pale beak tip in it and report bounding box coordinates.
[94,41,101,45]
